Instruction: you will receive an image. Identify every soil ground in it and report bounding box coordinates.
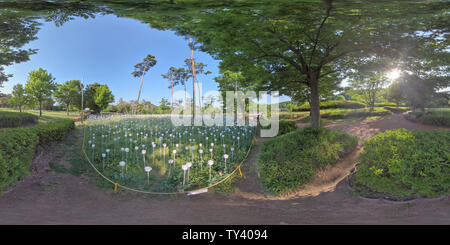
[0,113,449,224]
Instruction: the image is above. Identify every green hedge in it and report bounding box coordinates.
[278,119,297,135]
[0,128,39,191]
[321,108,392,119]
[0,111,38,128]
[0,119,75,192]
[300,108,392,123]
[33,119,75,146]
[405,110,450,127]
[351,129,450,199]
[258,128,358,194]
[262,119,297,136]
[293,100,366,111]
[374,102,397,107]
[383,106,409,114]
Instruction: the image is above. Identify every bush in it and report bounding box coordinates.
[351,129,450,199]
[0,111,38,128]
[405,109,450,127]
[0,119,75,192]
[0,128,39,191]
[374,102,397,107]
[278,112,308,120]
[383,106,409,114]
[262,119,297,136]
[293,100,365,111]
[421,110,450,127]
[32,119,75,146]
[258,128,358,194]
[300,108,392,123]
[278,119,297,135]
[321,108,392,119]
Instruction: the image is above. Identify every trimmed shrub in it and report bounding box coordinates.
[421,110,450,127]
[351,129,450,199]
[321,108,392,119]
[279,112,308,120]
[258,128,358,194]
[300,108,392,123]
[383,106,409,114]
[374,102,397,107]
[293,100,365,111]
[262,119,298,136]
[32,119,75,146]
[0,119,75,192]
[0,128,39,191]
[405,110,450,127]
[278,119,297,135]
[0,111,38,128]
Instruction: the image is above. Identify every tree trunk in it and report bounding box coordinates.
[135,65,148,115]
[67,104,70,115]
[370,93,376,112]
[19,105,22,113]
[309,75,320,129]
[171,79,174,112]
[184,84,187,105]
[39,101,42,117]
[189,36,197,122]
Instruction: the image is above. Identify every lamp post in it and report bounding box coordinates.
[141,149,147,167]
[144,166,152,185]
[119,161,126,178]
[208,160,214,182]
[223,154,229,173]
[199,149,203,170]
[182,164,188,186]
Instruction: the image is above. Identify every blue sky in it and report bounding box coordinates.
[2,14,223,105]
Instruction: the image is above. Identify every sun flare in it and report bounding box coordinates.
[386,68,401,81]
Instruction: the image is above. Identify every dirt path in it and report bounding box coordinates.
[0,115,449,224]
[298,113,447,140]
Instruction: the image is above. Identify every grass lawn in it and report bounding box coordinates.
[0,108,79,124]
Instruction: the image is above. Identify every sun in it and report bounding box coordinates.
[386,68,401,81]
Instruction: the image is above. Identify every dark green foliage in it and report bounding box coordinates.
[0,111,38,128]
[261,119,297,136]
[421,113,450,127]
[0,127,39,191]
[301,108,392,122]
[321,108,392,119]
[0,119,75,192]
[405,110,450,127]
[383,106,409,114]
[374,102,397,107]
[351,129,450,199]
[32,119,75,146]
[258,128,358,194]
[278,119,297,136]
[293,100,366,111]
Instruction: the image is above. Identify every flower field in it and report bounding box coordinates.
[83,115,256,193]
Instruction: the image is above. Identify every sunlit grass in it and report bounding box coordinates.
[0,108,79,123]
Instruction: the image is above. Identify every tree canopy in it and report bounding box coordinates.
[24,68,56,117]
[1,0,448,125]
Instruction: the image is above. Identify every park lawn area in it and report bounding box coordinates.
[0,110,38,128]
[0,108,79,124]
